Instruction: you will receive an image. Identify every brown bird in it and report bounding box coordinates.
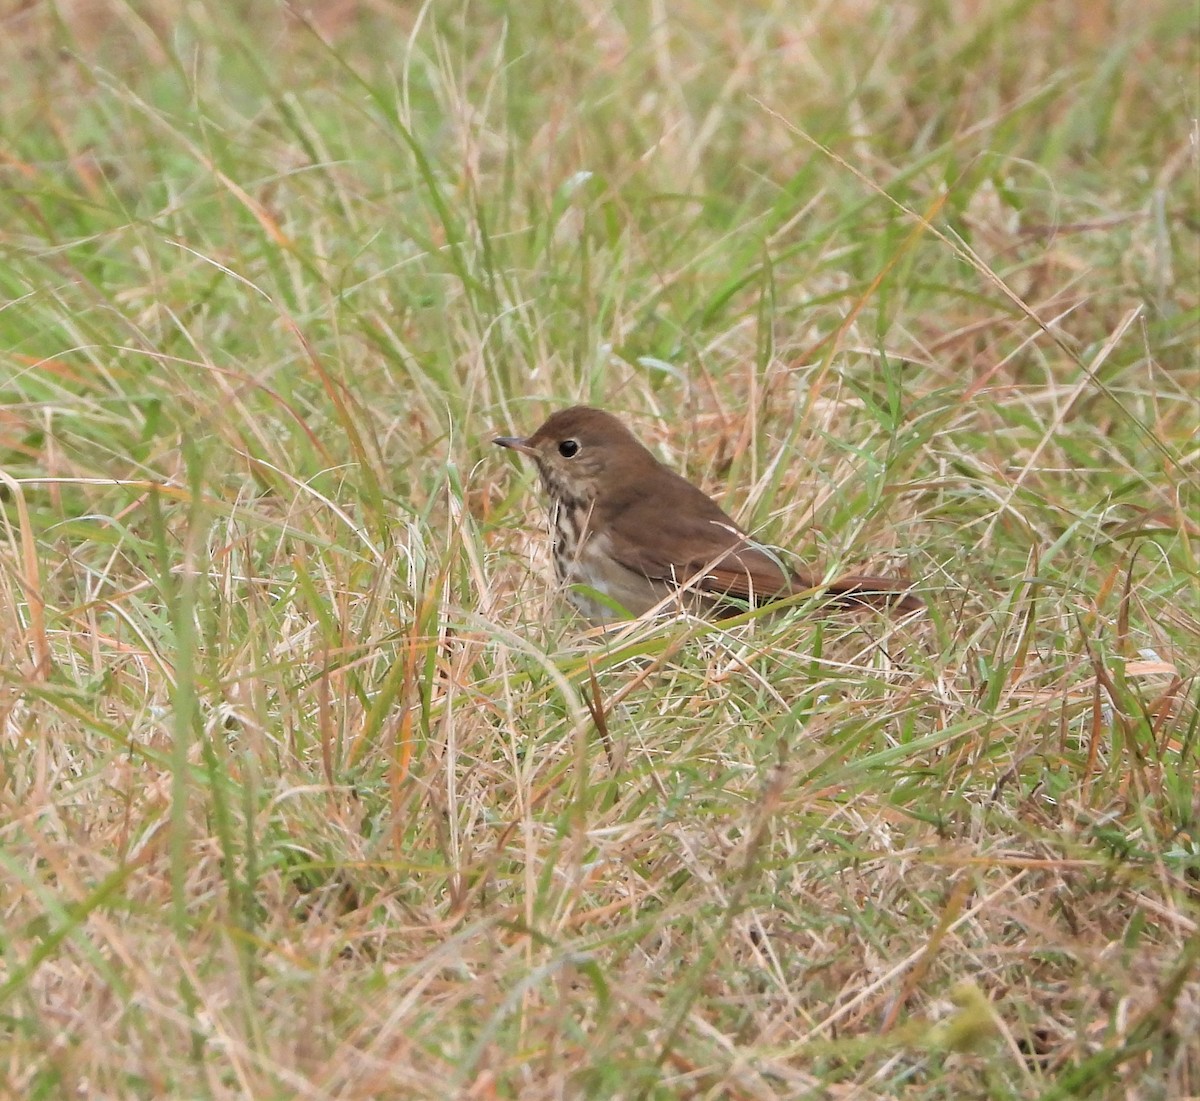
[494,406,923,623]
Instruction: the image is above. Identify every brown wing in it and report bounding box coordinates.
[604,465,922,612]
[602,469,795,602]
[615,520,795,602]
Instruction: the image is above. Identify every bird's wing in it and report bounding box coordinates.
[606,483,795,603]
[604,474,923,612]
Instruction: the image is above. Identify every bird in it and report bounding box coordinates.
[494,406,923,623]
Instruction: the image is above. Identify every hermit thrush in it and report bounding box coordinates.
[494,406,923,623]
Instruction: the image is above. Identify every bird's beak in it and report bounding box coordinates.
[493,435,536,457]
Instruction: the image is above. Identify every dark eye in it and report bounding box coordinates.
[558,439,580,458]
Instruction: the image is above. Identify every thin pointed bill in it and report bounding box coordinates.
[493,435,537,456]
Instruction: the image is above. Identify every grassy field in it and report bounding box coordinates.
[1,1,1197,1097]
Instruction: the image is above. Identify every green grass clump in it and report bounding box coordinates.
[1,2,1196,1097]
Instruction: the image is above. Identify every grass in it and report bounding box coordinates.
[1,0,1197,1097]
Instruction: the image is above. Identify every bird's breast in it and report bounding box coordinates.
[548,503,671,621]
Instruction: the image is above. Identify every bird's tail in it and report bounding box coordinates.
[808,573,925,614]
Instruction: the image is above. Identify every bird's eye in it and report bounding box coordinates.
[558,439,580,458]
